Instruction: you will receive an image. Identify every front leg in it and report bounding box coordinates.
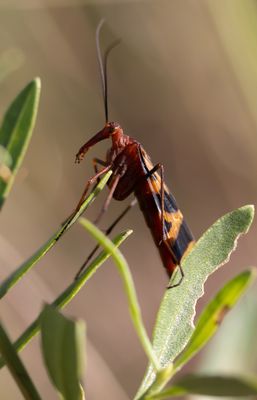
[94,155,127,224]
[74,164,111,213]
[92,158,109,186]
[57,161,111,240]
[93,157,108,173]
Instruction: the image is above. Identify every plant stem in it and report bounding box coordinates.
[0,171,112,299]
[79,218,161,371]
[0,322,42,400]
[0,229,131,369]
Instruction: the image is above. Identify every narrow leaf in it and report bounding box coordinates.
[41,305,85,400]
[174,268,256,372]
[0,78,41,209]
[149,375,257,398]
[0,321,41,400]
[195,285,257,377]
[79,218,159,371]
[0,171,112,299]
[0,229,131,369]
[136,205,254,398]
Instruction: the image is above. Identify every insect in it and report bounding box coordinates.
[74,20,194,287]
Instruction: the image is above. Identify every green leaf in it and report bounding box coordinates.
[148,375,257,398]
[136,205,254,398]
[41,305,85,400]
[0,78,41,209]
[143,269,256,400]
[194,283,257,378]
[0,228,131,369]
[0,322,41,400]
[173,268,256,373]
[0,171,112,300]
[79,218,159,371]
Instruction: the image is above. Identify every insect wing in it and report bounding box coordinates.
[140,149,194,264]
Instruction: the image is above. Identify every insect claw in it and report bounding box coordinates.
[167,264,185,289]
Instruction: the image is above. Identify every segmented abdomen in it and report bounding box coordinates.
[134,148,194,277]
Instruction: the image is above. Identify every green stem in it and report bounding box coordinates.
[0,229,131,369]
[0,322,42,400]
[79,218,161,371]
[0,171,112,299]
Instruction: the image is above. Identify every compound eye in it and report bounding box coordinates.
[108,121,119,133]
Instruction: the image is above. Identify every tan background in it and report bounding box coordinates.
[0,1,257,399]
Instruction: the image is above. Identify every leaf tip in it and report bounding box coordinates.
[25,77,41,94]
[31,77,41,99]
[33,77,41,91]
[248,266,257,280]
[239,205,255,235]
[240,204,255,223]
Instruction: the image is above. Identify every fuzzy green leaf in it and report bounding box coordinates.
[148,375,257,398]
[173,268,256,373]
[0,78,41,209]
[136,205,254,398]
[41,305,85,400]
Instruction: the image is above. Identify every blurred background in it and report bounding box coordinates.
[0,1,257,399]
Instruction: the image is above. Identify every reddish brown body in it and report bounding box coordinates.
[76,122,194,278]
[74,20,194,283]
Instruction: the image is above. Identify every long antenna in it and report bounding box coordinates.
[96,19,120,123]
[96,19,106,120]
[103,39,120,123]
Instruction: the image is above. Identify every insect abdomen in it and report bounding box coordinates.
[135,179,194,277]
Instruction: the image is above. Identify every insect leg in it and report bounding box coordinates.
[75,164,111,212]
[94,173,121,225]
[167,264,184,289]
[93,157,108,171]
[91,158,109,192]
[56,164,112,240]
[137,153,165,244]
[75,198,138,279]
[93,158,108,182]
[158,165,164,244]
[138,149,185,288]
[94,156,128,225]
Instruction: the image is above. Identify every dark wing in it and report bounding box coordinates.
[139,146,194,263]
